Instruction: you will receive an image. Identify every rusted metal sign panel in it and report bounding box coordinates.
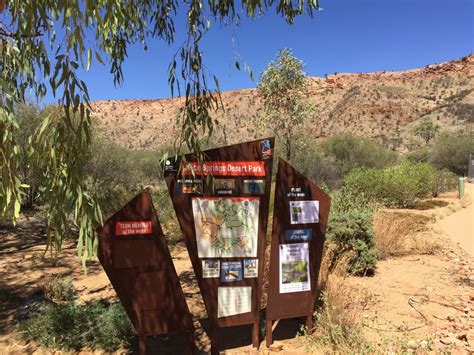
[97,190,194,353]
[265,158,331,347]
[164,138,275,353]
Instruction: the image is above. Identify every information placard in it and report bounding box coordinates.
[217,286,252,318]
[279,243,310,293]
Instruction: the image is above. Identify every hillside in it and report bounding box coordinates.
[92,54,474,150]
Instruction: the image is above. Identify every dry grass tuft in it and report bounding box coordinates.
[304,253,372,353]
[374,210,439,258]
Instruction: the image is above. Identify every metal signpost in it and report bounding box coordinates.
[265,158,331,347]
[97,190,195,354]
[164,138,275,354]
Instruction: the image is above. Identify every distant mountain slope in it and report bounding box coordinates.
[92,54,473,150]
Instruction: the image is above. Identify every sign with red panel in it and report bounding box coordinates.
[182,161,265,177]
[115,221,152,236]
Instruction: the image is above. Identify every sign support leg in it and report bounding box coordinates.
[305,315,313,333]
[210,325,219,355]
[187,329,195,354]
[138,336,146,355]
[265,320,273,347]
[252,320,260,348]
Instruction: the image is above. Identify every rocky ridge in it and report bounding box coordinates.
[91,54,474,150]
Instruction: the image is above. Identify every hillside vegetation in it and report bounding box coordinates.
[92,54,474,150]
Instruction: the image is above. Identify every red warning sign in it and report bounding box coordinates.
[115,221,152,236]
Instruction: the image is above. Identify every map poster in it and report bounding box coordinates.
[218,286,252,318]
[279,243,311,294]
[289,200,319,225]
[243,259,258,278]
[192,197,260,258]
[221,261,243,282]
[202,260,220,278]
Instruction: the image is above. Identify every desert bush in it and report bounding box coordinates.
[290,135,344,189]
[326,190,377,276]
[43,277,76,303]
[343,162,451,208]
[320,133,398,174]
[18,299,134,351]
[429,131,474,175]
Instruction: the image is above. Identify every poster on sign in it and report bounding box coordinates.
[217,286,252,318]
[192,197,259,258]
[202,260,220,278]
[279,243,311,294]
[289,200,319,225]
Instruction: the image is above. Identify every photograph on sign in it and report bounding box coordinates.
[261,139,273,159]
[284,228,313,242]
[192,197,259,258]
[243,259,258,278]
[279,243,311,294]
[221,261,243,282]
[243,179,265,194]
[177,179,203,194]
[217,286,252,318]
[289,200,319,224]
[202,260,220,278]
[214,178,236,195]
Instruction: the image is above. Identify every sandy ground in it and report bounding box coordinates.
[0,187,473,353]
[440,183,473,257]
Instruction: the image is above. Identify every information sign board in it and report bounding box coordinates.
[164,138,274,354]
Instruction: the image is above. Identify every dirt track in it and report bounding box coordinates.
[440,182,474,256]
[0,187,473,353]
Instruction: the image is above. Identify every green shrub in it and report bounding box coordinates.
[429,131,474,175]
[321,133,398,174]
[343,162,450,208]
[326,190,377,276]
[18,300,135,352]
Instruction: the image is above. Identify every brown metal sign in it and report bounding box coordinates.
[164,138,275,353]
[97,190,194,353]
[265,158,331,347]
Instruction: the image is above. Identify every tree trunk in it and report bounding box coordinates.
[285,134,292,162]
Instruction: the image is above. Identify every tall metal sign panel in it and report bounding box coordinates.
[97,190,195,354]
[265,158,331,347]
[164,138,275,353]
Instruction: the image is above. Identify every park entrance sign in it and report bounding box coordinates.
[164,138,275,353]
[97,190,194,354]
[265,158,331,346]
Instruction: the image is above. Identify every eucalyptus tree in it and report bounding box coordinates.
[258,48,315,161]
[0,1,320,262]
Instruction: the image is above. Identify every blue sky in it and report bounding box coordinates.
[45,0,473,103]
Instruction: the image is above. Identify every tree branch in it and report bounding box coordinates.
[0,27,44,39]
